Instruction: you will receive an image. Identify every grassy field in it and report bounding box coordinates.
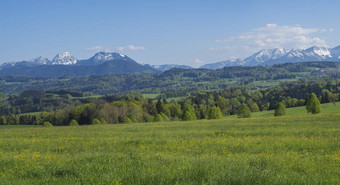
[0,105,339,184]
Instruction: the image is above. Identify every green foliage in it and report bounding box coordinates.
[100,118,107,124]
[127,114,138,123]
[69,119,79,126]
[91,119,101,125]
[123,117,133,123]
[169,103,182,119]
[274,103,286,116]
[153,114,163,122]
[160,112,169,121]
[145,115,155,122]
[181,111,196,121]
[238,104,251,118]
[43,122,53,127]
[207,106,223,119]
[250,103,260,112]
[306,93,321,114]
[0,116,7,125]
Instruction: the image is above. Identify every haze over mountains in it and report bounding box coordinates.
[1,45,340,77]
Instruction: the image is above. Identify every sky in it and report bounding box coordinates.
[1,0,340,67]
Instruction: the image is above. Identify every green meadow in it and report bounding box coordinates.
[0,104,339,184]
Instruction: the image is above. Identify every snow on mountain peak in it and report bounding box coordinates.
[90,52,128,64]
[306,46,331,58]
[29,56,51,65]
[51,52,77,65]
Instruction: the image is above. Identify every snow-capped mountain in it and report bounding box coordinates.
[77,52,134,65]
[49,52,78,65]
[330,46,340,59]
[200,58,245,70]
[200,46,340,69]
[151,64,194,71]
[91,52,127,63]
[244,48,289,66]
[29,56,51,65]
[0,52,159,77]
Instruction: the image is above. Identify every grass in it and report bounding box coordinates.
[227,102,340,118]
[0,105,339,184]
[142,94,159,99]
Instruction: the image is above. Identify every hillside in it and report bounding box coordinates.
[0,61,338,95]
[0,105,339,184]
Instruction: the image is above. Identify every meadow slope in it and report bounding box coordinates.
[0,105,339,184]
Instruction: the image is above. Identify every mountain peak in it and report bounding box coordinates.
[51,52,77,65]
[29,56,51,65]
[304,46,331,58]
[90,52,128,64]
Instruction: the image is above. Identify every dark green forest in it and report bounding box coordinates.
[0,62,339,95]
[0,78,339,126]
[0,62,339,126]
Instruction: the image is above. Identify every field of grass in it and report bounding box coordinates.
[0,106,339,184]
[227,102,340,118]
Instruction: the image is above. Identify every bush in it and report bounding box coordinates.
[306,93,321,114]
[207,106,223,119]
[274,102,286,116]
[160,112,169,121]
[124,117,132,123]
[43,122,53,127]
[238,104,251,118]
[182,110,197,121]
[153,114,163,122]
[100,118,107,124]
[91,119,101,125]
[127,114,138,123]
[145,115,155,122]
[69,119,79,126]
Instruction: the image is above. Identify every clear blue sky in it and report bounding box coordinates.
[1,0,340,66]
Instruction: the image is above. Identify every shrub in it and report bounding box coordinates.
[153,114,163,122]
[145,115,155,122]
[127,114,138,123]
[238,104,251,118]
[207,106,223,119]
[274,102,286,116]
[306,93,321,114]
[100,118,107,124]
[124,117,132,123]
[160,112,169,121]
[69,119,79,126]
[43,122,53,127]
[91,119,101,125]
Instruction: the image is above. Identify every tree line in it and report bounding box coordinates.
[0,79,337,126]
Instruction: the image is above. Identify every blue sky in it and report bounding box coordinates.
[1,0,340,66]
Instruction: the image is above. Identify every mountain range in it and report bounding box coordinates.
[200,46,340,69]
[0,52,159,77]
[1,45,340,77]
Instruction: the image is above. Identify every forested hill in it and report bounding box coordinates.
[0,62,339,95]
